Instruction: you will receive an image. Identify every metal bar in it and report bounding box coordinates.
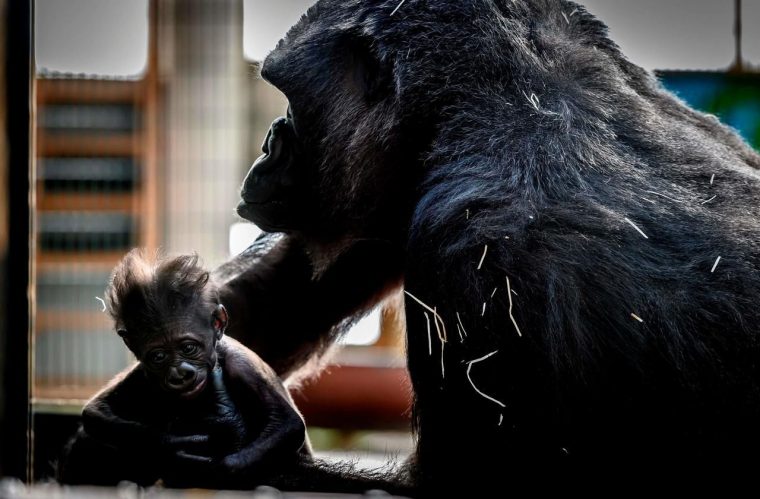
[1,0,33,482]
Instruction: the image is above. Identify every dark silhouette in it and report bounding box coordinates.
[58,251,308,488]
[198,0,760,493]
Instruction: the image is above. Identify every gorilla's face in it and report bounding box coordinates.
[237,109,307,233]
[237,0,437,241]
[236,0,526,241]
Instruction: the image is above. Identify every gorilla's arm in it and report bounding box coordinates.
[77,366,161,449]
[57,427,162,486]
[58,367,163,486]
[215,337,310,473]
[213,232,404,379]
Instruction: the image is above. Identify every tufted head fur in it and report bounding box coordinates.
[105,250,219,355]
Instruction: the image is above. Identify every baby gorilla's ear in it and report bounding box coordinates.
[116,328,133,351]
[212,304,228,340]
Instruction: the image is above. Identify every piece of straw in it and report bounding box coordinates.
[477,245,488,270]
[505,276,522,337]
[711,256,721,273]
[390,0,407,16]
[405,290,447,342]
[456,311,468,338]
[643,190,680,203]
[624,217,648,239]
[424,312,432,356]
[465,350,506,408]
[440,333,445,379]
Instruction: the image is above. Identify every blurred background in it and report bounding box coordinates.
[1,0,759,484]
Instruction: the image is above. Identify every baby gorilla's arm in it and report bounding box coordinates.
[58,366,164,486]
[81,367,161,446]
[162,337,308,488]
[216,337,309,478]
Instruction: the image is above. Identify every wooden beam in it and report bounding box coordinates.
[36,311,110,332]
[36,189,137,212]
[37,251,124,267]
[36,78,143,105]
[37,132,142,157]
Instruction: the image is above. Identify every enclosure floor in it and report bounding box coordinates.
[0,480,410,499]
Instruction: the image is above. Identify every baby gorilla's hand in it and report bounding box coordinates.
[160,367,250,488]
[208,341,310,488]
[159,432,215,488]
[203,365,250,452]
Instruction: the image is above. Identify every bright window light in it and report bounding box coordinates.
[582,0,736,70]
[229,222,263,257]
[340,307,382,347]
[35,0,148,77]
[243,0,314,62]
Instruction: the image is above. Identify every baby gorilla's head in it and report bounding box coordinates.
[105,250,228,400]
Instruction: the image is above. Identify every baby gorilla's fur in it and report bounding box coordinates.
[58,251,308,488]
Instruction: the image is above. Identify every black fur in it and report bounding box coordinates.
[224,0,760,493]
[58,252,311,489]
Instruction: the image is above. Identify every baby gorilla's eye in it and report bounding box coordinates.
[148,350,167,365]
[181,343,200,355]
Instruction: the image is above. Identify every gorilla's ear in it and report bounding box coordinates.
[117,328,133,351]
[212,304,228,341]
[344,35,391,103]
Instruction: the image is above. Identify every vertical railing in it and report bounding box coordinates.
[2,0,33,482]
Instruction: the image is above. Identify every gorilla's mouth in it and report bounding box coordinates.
[237,197,286,211]
[237,198,303,234]
[177,376,207,400]
[236,198,290,230]
[238,111,307,232]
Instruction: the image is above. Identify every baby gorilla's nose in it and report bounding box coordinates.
[167,363,196,390]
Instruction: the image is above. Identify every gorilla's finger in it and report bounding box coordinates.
[174,451,214,465]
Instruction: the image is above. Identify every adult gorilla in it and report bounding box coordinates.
[215,0,760,493]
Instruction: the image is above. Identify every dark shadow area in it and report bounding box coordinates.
[1,0,32,482]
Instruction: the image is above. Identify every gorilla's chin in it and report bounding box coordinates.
[236,199,296,233]
[238,115,307,234]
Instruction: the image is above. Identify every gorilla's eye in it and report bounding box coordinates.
[181,343,200,356]
[148,350,167,365]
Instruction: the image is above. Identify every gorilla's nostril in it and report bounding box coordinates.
[167,364,195,389]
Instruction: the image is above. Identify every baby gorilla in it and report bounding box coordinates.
[58,250,309,488]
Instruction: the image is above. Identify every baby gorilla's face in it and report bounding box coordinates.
[135,304,228,400]
[142,332,215,399]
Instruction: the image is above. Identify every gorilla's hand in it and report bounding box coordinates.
[159,367,251,488]
[215,339,310,481]
[163,367,245,453]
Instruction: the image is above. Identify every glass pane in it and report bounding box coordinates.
[35,0,149,77]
